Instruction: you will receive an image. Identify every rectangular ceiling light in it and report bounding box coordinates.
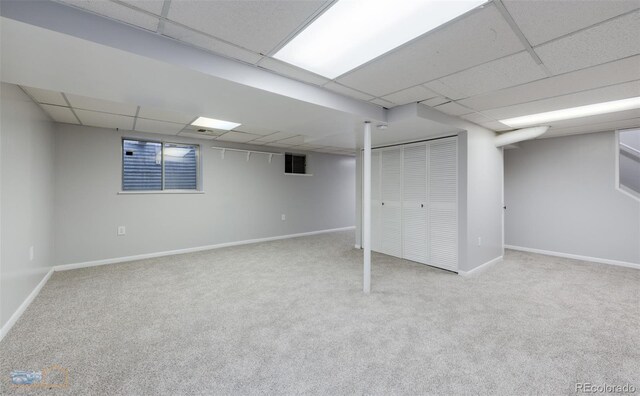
[273,0,486,79]
[500,97,640,128]
[191,116,240,130]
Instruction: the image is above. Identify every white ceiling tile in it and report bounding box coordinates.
[543,117,640,138]
[476,120,512,132]
[215,131,260,143]
[264,142,296,148]
[166,1,326,54]
[420,96,450,107]
[433,101,473,116]
[291,144,323,150]
[137,107,194,124]
[75,109,135,130]
[545,108,640,130]
[257,57,329,86]
[336,5,524,96]
[483,80,640,120]
[323,82,374,101]
[275,135,307,145]
[162,22,262,64]
[22,86,67,106]
[177,131,218,140]
[422,80,462,99]
[536,11,640,75]
[459,55,640,111]
[435,52,548,100]
[461,112,498,124]
[66,93,138,116]
[503,0,639,46]
[58,0,160,31]
[118,0,165,15]
[135,118,185,135]
[252,131,296,143]
[40,104,79,124]
[232,125,279,136]
[381,86,438,105]
[369,98,395,108]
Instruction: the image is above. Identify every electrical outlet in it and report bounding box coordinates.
[477,237,482,246]
[117,226,126,236]
[281,214,286,221]
[29,246,34,261]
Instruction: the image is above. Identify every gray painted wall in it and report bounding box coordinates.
[1,83,56,329]
[463,126,504,271]
[54,124,355,265]
[504,131,640,264]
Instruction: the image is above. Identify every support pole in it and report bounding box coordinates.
[363,121,372,294]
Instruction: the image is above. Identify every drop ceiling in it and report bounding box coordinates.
[20,85,357,155]
[3,0,640,140]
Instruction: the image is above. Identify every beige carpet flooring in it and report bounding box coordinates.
[1,231,638,395]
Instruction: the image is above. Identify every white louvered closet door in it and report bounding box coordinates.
[402,144,428,264]
[427,137,458,271]
[380,148,403,258]
[370,150,382,253]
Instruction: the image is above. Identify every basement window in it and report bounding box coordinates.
[122,139,200,191]
[617,128,640,200]
[285,153,307,175]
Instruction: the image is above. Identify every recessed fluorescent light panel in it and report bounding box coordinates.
[191,116,240,130]
[274,0,486,79]
[500,97,640,128]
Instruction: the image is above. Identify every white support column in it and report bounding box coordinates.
[363,121,372,294]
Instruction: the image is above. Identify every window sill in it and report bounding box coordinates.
[284,173,313,177]
[118,190,205,195]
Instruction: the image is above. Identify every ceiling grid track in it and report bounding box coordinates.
[17,86,58,124]
[132,106,141,130]
[61,92,83,125]
[366,47,547,104]
[156,0,172,34]
[108,0,263,67]
[493,0,553,76]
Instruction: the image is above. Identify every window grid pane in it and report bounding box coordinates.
[122,140,162,191]
[164,143,198,190]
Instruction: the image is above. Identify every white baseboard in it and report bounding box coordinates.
[55,226,356,272]
[354,244,361,249]
[459,256,503,277]
[505,245,640,270]
[0,268,54,343]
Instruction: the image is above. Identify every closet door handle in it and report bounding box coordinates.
[421,204,424,208]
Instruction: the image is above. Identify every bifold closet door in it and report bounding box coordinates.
[379,148,402,258]
[370,150,382,252]
[427,137,458,271]
[402,144,427,264]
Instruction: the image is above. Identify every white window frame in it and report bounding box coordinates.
[284,152,313,176]
[614,128,640,202]
[119,137,203,194]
